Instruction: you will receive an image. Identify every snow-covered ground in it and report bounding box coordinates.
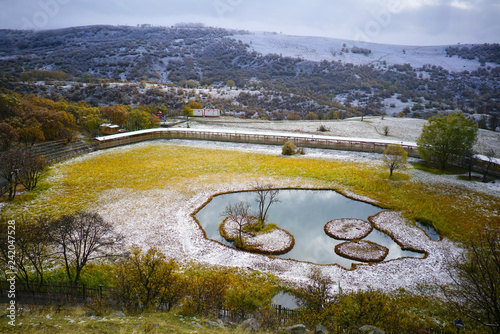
[222,218,294,254]
[87,136,498,295]
[4,117,498,295]
[184,116,500,157]
[234,32,496,72]
[325,218,373,240]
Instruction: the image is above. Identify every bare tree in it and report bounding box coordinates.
[382,125,390,136]
[0,149,22,200]
[17,149,48,191]
[0,217,52,290]
[253,182,280,223]
[444,228,500,333]
[48,211,123,285]
[221,201,252,247]
[479,149,496,183]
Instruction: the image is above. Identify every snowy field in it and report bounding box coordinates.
[183,116,500,157]
[234,32,495,72]
[5,117,498,295]
[86,134,498,295]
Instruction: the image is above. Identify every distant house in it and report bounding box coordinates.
[100,123,120,135]
[191,109,220,117]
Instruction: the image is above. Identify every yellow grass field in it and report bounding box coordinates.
[2,141,498,242]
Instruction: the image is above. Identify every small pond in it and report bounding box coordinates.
[416,221,441,241]
[195,189,424,268]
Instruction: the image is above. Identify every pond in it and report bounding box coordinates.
[195,189,424,268]
[416,221,441,241]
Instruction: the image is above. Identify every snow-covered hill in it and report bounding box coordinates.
[234,32,495,72]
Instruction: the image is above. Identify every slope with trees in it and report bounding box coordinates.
[1,25,498,122]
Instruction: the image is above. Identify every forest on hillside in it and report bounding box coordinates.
[0,25,499,127]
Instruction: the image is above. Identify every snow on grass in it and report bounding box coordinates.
[221,217,294,254]
[187,116,500,156]
[77,140,486,295]
[325,218,373,240]
[2,119,498,295]
[233,32,495,72]
[93,169,464,294]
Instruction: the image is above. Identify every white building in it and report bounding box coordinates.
[192,109,220,117]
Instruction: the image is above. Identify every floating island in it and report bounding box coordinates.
[325,218,388,262]
[219,216,294,255]
[219,216,391,262]
[335,240,389,262]
[324,218,373,240]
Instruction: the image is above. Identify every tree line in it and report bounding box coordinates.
[0,90,163,147]
[1,25,498,121]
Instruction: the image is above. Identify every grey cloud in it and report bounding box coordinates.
[1,0,498,45]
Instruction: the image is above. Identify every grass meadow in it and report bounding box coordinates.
[1,140,498,334]
[2,141,498,243]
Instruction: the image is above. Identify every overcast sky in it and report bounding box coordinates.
[1,0,499,45]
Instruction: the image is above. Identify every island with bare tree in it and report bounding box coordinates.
[219,183,294,255]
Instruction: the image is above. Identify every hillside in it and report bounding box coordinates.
[0,25,499,126]
[234,32,493,72]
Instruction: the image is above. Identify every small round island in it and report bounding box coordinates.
[325,218,388,263]
[324,218,373,240]
[220,216,295,255]
[335,240,389,262]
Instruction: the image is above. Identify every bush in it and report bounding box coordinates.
[317,124,330,132]
[444,227,500,332]
[180,265,230,318]
[291,268,456,333]
[113,247,185,313]
[282,141,304,155]
[180,265,277,322]
[282,141,297,155]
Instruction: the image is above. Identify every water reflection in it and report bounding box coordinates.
[416,221,440,241]
[195,189,424,268]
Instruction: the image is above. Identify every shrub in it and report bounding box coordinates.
[282,141,297,155]
[180,265,230,318]
[113,247,185,313]
[317,124,329,132]
[225,273,275,321]
[294,268,337,328]
[180,265,277,322]
[282,141,304,155]
[444,227,500,332]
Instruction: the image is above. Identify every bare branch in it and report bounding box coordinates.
[253,181,280,223]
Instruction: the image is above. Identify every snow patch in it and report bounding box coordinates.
[234,32,495,72]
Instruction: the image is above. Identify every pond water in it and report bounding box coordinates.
[195,189,424,268]
[416,221,440,241]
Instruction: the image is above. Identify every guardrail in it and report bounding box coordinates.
[93,128,421,157]
[92,128,500,177]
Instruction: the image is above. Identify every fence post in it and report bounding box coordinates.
[100,286,103,300]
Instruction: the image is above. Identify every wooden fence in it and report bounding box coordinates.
[93,128,500,177]
[93,128,420,157]
[1,280,299,320]
[0,280,106,305]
